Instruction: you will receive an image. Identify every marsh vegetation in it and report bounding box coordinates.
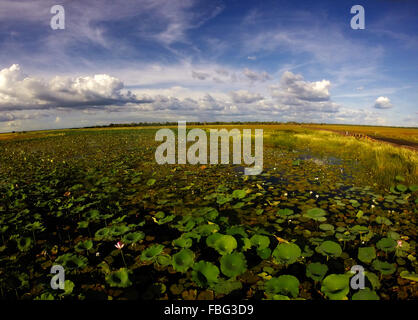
[0,125,416,300]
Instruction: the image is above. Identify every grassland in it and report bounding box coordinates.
[0,124,416,300]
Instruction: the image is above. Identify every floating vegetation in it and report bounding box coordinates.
[0,126,416,300]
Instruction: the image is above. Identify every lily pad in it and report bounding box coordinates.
[265,275,300,298]
[321,274,350,300]
[358,247,376,264]
[272,242,301,265]
[316,241,342,258]
[306,262,328,281]
[220,252,247,278]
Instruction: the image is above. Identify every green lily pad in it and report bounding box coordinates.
[106,268,132,288]
[122,231,145,244]
[272,242,301,265]
[316,241,342,258]
[372,260,396,275]
[172,249,195,273]
[304,208,327,222]
[213,235,237,255]
[358,247,376,264]
[141,244,164,261]
[191,261,219,287]
[351,288,379,300]
[321,274,350,300]
[220,252,247,278]
[276,208,294,217]
[306,262,328,281]
[376,237,397,253]
[265,275,300,298]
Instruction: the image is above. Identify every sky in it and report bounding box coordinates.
[0,0,417,132]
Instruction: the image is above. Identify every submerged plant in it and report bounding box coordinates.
[220,252,247,278]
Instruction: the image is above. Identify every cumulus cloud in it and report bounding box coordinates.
[230,90,263,104]
[269,71,338,113]
[374,96,393,109]
[0,64,141,111]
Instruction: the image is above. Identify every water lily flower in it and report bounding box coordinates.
[115,241,124,250]
[309,191,313,194]
[315,194,319,199]
[96,252,100,257]
[396,240,403,248]
[284,192,288,197]
[371,204,375,209]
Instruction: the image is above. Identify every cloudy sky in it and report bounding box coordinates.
[0,0,417,131]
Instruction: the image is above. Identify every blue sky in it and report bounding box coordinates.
[0,0,417,131]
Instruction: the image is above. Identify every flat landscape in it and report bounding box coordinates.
[0,124,416,300]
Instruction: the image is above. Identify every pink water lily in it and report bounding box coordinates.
[397,240,403,248]
[115,241,124,250]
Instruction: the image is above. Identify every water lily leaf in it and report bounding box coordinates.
[74,240,93,252]
[376,237,397,253]
[250,234,270,250]
[272,242,301,265]
[304,208,327,222]
[122,231,145,244]
[213,235,237,255]
[358,247,376,264]
[372,260,396,275]
[212,279,242,295]
[191,261,219,287]
[399,271,418,282]
[141,244,164,261]
[321,274,350,300]
[265,275,299,298]
[232,189,247,199]
[172,249,195,273]
[316,241,342,258]
[220,252,247,278]
[106,268,132,288]
[276,208,294,217]
[351,288,379,300]
[306,262,328,281]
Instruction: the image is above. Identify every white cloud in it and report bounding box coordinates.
[269,71,338,113]
[0,64,139,111]
[374,96,393,109]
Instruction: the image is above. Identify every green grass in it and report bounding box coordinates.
[270,129,418,188]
